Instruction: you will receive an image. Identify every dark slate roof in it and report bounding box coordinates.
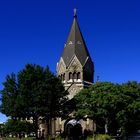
[62,15,91,67]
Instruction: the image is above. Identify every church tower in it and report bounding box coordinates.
[57,10,94,99]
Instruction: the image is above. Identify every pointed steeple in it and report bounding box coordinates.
[62,10,91,67]
[57,10,94,96]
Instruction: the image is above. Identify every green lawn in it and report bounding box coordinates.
[3,135,115,140]
[3,137,61,140]
[3,138,35,140]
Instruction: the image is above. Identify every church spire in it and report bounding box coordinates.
[57,10,94,95]
[61,9,91,67]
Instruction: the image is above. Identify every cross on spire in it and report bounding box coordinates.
[74,8,77,17]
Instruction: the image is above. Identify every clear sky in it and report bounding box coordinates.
[0,0,140,122]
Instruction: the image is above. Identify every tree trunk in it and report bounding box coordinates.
[33,117,39,139]
[93,121,96,138]
[105,118,108,134]
[46,118,53,139]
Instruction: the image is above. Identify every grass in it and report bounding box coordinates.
[3,135,115,140]
[3,137,61,140]
[3,138,34,140]
[87,134,113,140]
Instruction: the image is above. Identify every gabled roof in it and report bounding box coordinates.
[62,13,91,67]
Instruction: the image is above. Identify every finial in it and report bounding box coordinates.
[74,8,77,17]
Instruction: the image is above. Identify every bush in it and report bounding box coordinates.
[95,134,111,140]
[88,134,112,140]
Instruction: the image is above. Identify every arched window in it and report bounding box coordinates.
[77,72,81,79]
[73,72,77,79]
[69,72,73,80]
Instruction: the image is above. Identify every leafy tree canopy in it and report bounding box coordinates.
[3,119,35,136]
[0,64,68,137]
[74,81,140,135]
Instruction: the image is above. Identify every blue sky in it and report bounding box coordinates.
[0,0,140,122]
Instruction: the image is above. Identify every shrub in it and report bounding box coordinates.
[88,134,112,140]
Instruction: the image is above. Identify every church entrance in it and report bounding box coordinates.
[64,119,82,139]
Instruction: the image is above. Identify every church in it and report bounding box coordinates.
[39,10,95,137]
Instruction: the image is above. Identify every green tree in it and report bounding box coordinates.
[0,64,68,138]
[119,81,140,135]
[74,82,129,135]
[3,119,35,137]
[74,81,140,136]
[0,73,19,117]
